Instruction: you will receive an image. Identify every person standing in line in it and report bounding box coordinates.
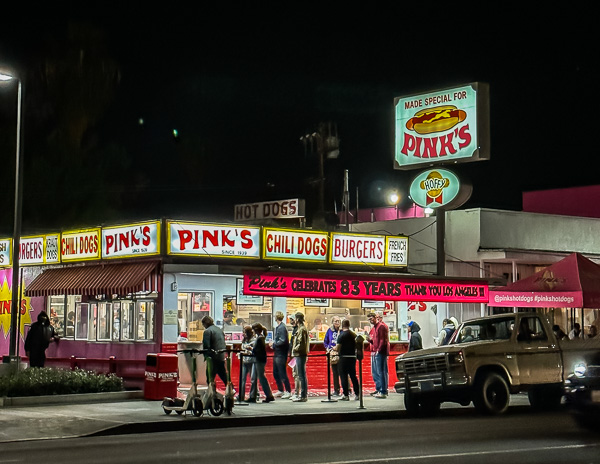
[569,322,582,339]
[201,316,228,388]
[288,314,301,400]
[336,319,361,401]
[25,311,59,368]
[408,321,423,351]
[270,311,292,399]
[372,312,390,398]
[291,312,309,402]
[251,323,275,403]
[435,318,456,346]
[323,316,342,397]
[552,324,567,340]
[365,312,379,396]
[238,325,257,402]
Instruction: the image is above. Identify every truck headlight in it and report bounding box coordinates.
[450,351,464,364]
[574,362,587,378]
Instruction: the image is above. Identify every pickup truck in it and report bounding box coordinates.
[394,312,600,415]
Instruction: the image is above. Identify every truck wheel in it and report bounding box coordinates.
[473,372,510,415]
[420,396,441,416]
[528,385,563,411]
[404,391,420,416]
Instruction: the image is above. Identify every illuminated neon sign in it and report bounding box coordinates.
[263,228,328,262]
[167,221,260,258]
[244,272,488,303]
[394,82,490,170]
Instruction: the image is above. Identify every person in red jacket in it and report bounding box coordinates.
[366,312,390,398]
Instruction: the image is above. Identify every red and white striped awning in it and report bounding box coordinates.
[25,261,161,297]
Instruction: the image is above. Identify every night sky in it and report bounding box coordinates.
[0,8,597,234]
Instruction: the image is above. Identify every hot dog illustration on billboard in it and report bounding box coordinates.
[394,83,489,170]
[405,105,467,135]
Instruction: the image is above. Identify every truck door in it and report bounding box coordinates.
[515,316,562,384]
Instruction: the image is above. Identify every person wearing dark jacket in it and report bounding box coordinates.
[25,311,58,368]
[336,319,361,401]
[269,311,292,399]
[251,323,275,403]
[201,316,227,388]
[408,321,423,352]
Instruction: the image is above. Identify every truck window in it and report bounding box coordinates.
[455,318,513,343]
[517,317,547,342]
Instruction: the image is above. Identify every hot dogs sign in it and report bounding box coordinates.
[394,83,490,170]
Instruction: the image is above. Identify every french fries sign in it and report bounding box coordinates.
[394,82,490,170]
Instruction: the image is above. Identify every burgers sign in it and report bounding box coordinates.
[394,83,489,170]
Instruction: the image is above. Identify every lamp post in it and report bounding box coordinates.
[387,189,401,219]
[0,70,24,360]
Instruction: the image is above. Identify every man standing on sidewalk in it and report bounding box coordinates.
[201,316,228,389]
[336,319,361,401]
[291,312,309,402]
[270,311,292,399]
[366,312,389,398]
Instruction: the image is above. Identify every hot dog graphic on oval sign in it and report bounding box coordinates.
[394,83,488,170]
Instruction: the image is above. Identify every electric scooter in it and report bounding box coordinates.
[161,348,204,417]
[222,347,236,415]
[199,353,225,416]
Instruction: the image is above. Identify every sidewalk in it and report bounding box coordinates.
[0,392,532,443]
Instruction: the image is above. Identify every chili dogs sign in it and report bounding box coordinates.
[394,82,490,170]
[263,228,328,262]
[243,272,488,303]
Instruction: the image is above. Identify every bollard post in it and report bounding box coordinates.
[108,356,117,375]
[356,334,366,409]
[357,355,365,409]
[322,351,338,403]
[236,351,248,406]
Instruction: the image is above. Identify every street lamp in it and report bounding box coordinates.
[0,69,24,361]
[386,189,401,219]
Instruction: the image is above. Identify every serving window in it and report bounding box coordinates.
[70,298,155,342]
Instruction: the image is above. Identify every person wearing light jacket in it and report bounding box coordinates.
[291,312,309,402]
[323,316,342,396]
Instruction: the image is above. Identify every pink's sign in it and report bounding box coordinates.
[244,273,488,303]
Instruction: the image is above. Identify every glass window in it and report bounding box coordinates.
[88,303,98,341]
[97,302,112,341]
[75,302,89,340]
[517,316,548,342]
[48,296,65,338]
[121,301,135,340]
[137,300,154,341]
[65,295,80,338]
[112,302,121,341]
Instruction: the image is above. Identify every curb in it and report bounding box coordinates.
[0,390,144,407]
[88,409,406,437]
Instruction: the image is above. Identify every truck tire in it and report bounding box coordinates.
[528,384,563,411]
[473,372,510,415]
[404,390,420,416]
[420,396,441,416]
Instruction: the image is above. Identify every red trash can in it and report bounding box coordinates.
[144,353,179,400]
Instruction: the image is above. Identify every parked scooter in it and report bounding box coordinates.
[222,347,236,415]
[161,348,204,416]
[199,352,225,416]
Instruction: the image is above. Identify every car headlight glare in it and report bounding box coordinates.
[574,362,587,378]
